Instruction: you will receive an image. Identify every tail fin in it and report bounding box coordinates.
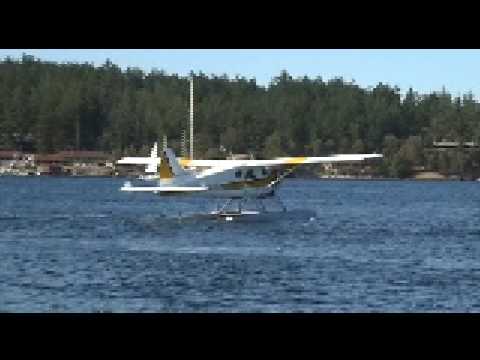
[159,148,186,179]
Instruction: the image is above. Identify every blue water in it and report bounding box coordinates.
[1,176,480,312]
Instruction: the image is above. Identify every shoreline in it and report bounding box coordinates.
[0,174,477,182]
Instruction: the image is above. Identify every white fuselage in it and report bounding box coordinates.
[154,165,280,198]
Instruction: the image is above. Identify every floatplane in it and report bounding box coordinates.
[117,142,382,221]
[116,77,382,221]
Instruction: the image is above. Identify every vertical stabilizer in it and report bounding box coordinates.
[164,148,186,176]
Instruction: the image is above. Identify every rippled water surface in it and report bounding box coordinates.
[1,176,480,312]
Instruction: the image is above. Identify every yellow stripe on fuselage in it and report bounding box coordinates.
[179,158,192,167]
[284,157,307,165]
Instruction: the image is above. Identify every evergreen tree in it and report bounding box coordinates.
[1,54,480,178]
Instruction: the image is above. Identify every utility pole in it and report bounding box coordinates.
[181,129,187,158]
[190,76,194,160]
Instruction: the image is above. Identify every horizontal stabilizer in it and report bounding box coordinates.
[117,157,159,165]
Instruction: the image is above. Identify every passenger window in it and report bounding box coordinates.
[262,168,267,176]
[245,169,254,179]
[235,170,242,178]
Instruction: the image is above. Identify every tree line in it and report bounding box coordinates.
[1,53,480,178]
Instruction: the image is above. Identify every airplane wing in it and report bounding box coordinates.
[183,154,382,169]
[274,153,383,165]
[191,154,382,179]
[118,154,382,168]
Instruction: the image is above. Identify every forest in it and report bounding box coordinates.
[1,53,480,178]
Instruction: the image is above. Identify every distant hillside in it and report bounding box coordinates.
[1,53,480,178]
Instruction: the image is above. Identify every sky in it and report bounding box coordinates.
[1,49,479,97]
